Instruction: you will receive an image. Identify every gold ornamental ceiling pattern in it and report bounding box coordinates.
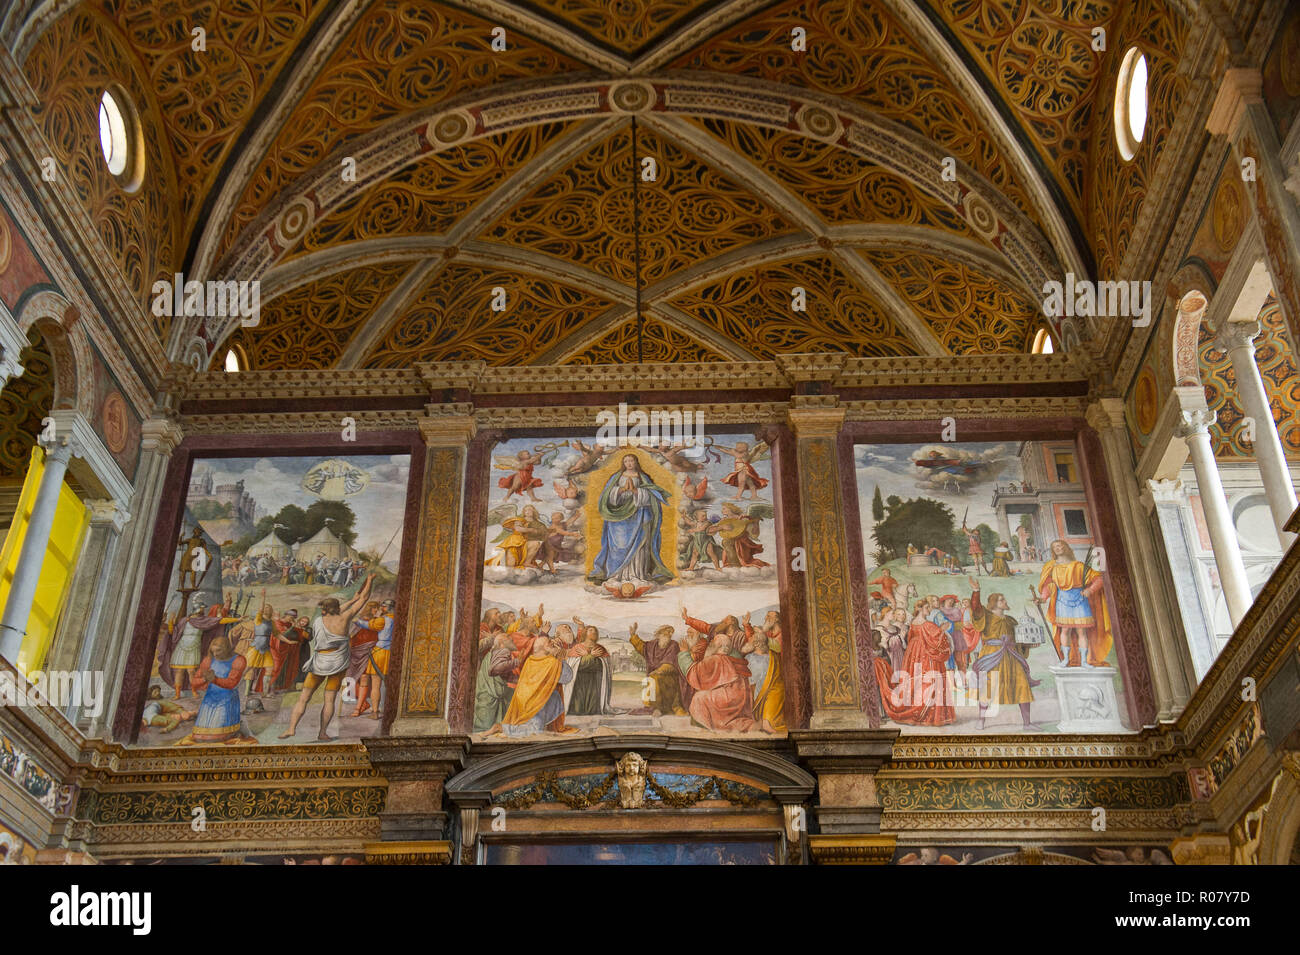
[226,262,412,370]
[668,255,918,359]
[219,0,583,256]
[1088,0,1189,278]
[362,262,616,367]
[98,0,327,250]
[23,6,180,341]
[288,122,576,260]
[14,0,1196,367]
[694,118,977,236]
[481,122,798,287]
[563,315,728,364]
[932,0,1119,222]
[856,248,1038,353]
[673,0,1045,228]
[525,0,706,56]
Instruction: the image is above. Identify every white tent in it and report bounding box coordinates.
[295,524,360,561]
[245,529,292,560]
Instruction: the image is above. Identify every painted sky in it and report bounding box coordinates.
[855,442,1021,551]
[191,454,410,560]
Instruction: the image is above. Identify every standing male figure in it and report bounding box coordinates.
[961,521,991,576]
[967,579,1039,731]
[280,574,374,740]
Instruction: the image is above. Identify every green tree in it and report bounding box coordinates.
[303,500,358,546]
[190,499,232,521]
[871,486,885,522]
[873,497,957,559]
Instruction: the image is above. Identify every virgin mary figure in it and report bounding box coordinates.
[587,453,674,586]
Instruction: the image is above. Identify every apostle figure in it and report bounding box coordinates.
[629,623,686,716]
[745,610,786,732]
[968,579,1040,731]
[588,453,674,586]
[680,607,755,732]
[474,630,516,732]
[1035,540,1112,667]
[175,634,252,745]
[566,625,614,716]
[492,637,578,736]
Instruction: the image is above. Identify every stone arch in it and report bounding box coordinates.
[1172,288,1209,387]
[15,289,94,418]
[1256,765,1300,865]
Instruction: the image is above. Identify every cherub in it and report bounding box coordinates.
[564,439,613,477]
[539,510,583,572]
[494,443,566,501]
[681,473,709,501]
[713,440,770,500]
[604,580,652,599]
[679,508,722,571]
[650,442,706,474]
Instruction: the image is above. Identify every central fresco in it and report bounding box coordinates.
[474,431,784,739]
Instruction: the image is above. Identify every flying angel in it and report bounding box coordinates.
[713,440,770,500]
[493,442,565,501]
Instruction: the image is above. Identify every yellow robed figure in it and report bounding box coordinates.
[753,646,786,732]
[502,652,564,728]
[1037,540,1112,667]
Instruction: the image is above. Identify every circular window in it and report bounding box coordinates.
[96,87,143,190]
[1114,47,1149,161]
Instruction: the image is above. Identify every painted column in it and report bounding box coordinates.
[1216,319,1298,549]
[0,434,79,667]
[1207,69,1300,357]
[390,412,475,736]
[1174,409,1254,627]
[786,403,869,729]
[1144,479,1218,680]
[1086,400,1195,719]
[99,417,182,738]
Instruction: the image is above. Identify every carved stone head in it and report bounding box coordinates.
[616,751,648,809]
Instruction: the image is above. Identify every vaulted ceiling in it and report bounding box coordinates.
[16,0,1191,368]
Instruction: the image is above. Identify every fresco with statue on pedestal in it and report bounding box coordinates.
[135,453,411,746]
[855,439,1134,735]
[474,429,785,740]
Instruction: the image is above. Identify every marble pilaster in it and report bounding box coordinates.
[1085,400,1194,720]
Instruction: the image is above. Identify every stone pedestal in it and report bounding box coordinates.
[363,736,468,845]
[791,729,898,834]
[1050,665,1126,733]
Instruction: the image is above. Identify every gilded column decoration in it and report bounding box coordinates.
[788,404,867,726]
[392,414,475,733]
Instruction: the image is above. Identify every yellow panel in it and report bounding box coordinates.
[0,446,90,674]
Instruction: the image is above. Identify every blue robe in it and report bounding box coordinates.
[193,655,243,742]
[587,466,674,584]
